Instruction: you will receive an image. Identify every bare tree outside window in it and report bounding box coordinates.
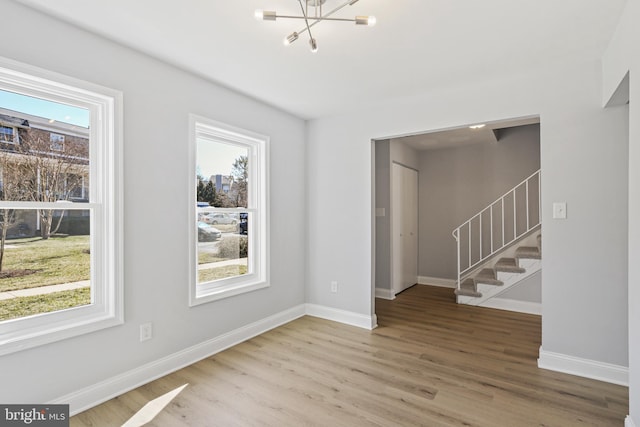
[12,130,88,239]
[0,153,23,272]
[230,155,248,208]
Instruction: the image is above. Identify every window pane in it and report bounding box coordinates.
[1,89,92,324]
[0,89,90,205]
[50,133,65,151]
[0,209,91,322]
[197,223,249,284]
[196,138,248,208]
[0,125,14,143]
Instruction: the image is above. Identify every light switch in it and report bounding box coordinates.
[553,202,567,219]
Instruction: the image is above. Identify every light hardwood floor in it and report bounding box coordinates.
[72,285,628,426]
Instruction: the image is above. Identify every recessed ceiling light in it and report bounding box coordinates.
[469,124,486,129]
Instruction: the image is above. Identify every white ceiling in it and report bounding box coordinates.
[14,0,627,120]
[394,116,540,151]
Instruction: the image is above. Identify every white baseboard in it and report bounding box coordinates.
[626,415,637,427]
[480,298,541,315]
[375,287,395,300]
[418,276,456,288]
[51,304,307,416]
[53,303,376,416]
[538,347,629,386]
[305,303,376,330]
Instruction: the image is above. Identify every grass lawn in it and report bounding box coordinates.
[211,224,237,233]
[0,235,90,292]
[0,287,90,321]
[198,265,248,283]
[198,252,226,265]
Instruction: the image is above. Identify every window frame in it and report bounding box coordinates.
[188,115,269,306]
[0,125,16,144]
[0,56,123,356]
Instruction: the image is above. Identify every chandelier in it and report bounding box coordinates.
[255,0,376,53]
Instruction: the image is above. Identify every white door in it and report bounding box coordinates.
[392,163,418,294]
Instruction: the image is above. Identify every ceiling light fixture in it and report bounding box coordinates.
[469,124,486,129]
[255,0,376,53]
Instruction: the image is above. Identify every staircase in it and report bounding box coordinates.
[452,170,541,307]
[455,233,541,305]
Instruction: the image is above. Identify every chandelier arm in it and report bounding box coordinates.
[292,0,360,36]
[275,15,357,22]
[296,0,315,41]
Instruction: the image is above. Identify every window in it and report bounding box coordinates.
[50,132,65,151]
[189,115,268,305]
[0,57,122,355]
[0,125,15,144]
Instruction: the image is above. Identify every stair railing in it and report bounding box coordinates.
[452,169,541,290]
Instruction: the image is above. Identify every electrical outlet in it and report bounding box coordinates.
[331,281,338,293]
[140,322,153,342]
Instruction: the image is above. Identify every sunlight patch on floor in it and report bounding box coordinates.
[122,383,188,427]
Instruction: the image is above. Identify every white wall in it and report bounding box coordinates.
[603,0,639,422]
[0,1,306,407]
[307,59,628,371]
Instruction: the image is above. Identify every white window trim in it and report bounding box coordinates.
[188,114,269,306]
[0,56,123,356]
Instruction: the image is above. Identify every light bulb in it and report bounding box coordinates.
[284,32,299,45]
[255,10,276,20]
[309,38,318,53]
[356,15,376,26]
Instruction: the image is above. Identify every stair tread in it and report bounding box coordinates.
[455,279,482,297]
[515,246,541,259]
[474,277,504,286]
[494,257,526,273]
[473,268,503,286]
[476,268,496,278]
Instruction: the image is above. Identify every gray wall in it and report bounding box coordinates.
[374,140,391,292]
[0,1,306,405]
[418,124,540,279]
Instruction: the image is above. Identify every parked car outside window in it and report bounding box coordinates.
[198,221,222,241]
[203,213,237,225]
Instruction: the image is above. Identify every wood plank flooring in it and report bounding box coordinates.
[71,285,628,426]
